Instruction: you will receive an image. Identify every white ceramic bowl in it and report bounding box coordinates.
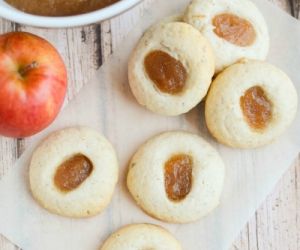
[0,0,142,28]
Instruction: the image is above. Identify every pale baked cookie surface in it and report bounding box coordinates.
[100,224,182,250]
[128,20,214,116]
[205,60,298,148]
[127,131,225,223]
[29,127,119,218]
[184,0,269,73]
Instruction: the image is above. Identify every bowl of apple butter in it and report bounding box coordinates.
[0,0,142,28]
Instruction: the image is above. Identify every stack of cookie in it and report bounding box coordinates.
[28,0,298,249]
[129,0,297,148]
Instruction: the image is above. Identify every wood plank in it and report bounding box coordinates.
[290,0,300,18]
[231,155,300,250]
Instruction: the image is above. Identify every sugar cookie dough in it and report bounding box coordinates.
[100,224,182,250]
[184,0,269,72]
[127,131,225,223]
[128,20,214,116]
[29,127,119,218]
[205,60,298,148]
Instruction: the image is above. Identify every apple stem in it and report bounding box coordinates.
[19,61,39,77]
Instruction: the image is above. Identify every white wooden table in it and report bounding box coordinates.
[0,0,299,249]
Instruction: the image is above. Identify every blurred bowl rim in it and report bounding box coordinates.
[0,0,142,28]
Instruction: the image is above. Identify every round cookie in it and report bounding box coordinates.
[205,60,298,148]
[100,224,182,250]
[29,127,119,218]
[127,131,225,223]
[128,20,215,116]
[184,0,269,73]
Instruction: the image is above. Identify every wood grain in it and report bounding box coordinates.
[231,155,300,250]
[0,0,298,249]
[290,0,300,18]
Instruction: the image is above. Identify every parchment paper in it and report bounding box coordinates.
[0,0,299,249]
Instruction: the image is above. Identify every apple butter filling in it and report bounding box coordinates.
[5,0,119,16]
[240,86,272,130]
[144,50,187,94]
[164,154,192,201]
[54,154,93,192]
[212,13,256,47]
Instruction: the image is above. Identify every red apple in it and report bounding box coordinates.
[0,32,67,138]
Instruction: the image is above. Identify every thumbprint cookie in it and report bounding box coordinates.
[100,224,182,250]
[127,131,225,223]
[205,60,298,148]
[184,0,269,73]
[29,127,119,218]
[128,20,214,116]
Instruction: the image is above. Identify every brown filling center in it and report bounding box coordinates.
[240,86,272,130]
[144,50,187,95]
[54,154,93,192]
[212,13,256,47]
[164,154,193,201]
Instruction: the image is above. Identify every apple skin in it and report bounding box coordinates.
[0,32,67,138]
